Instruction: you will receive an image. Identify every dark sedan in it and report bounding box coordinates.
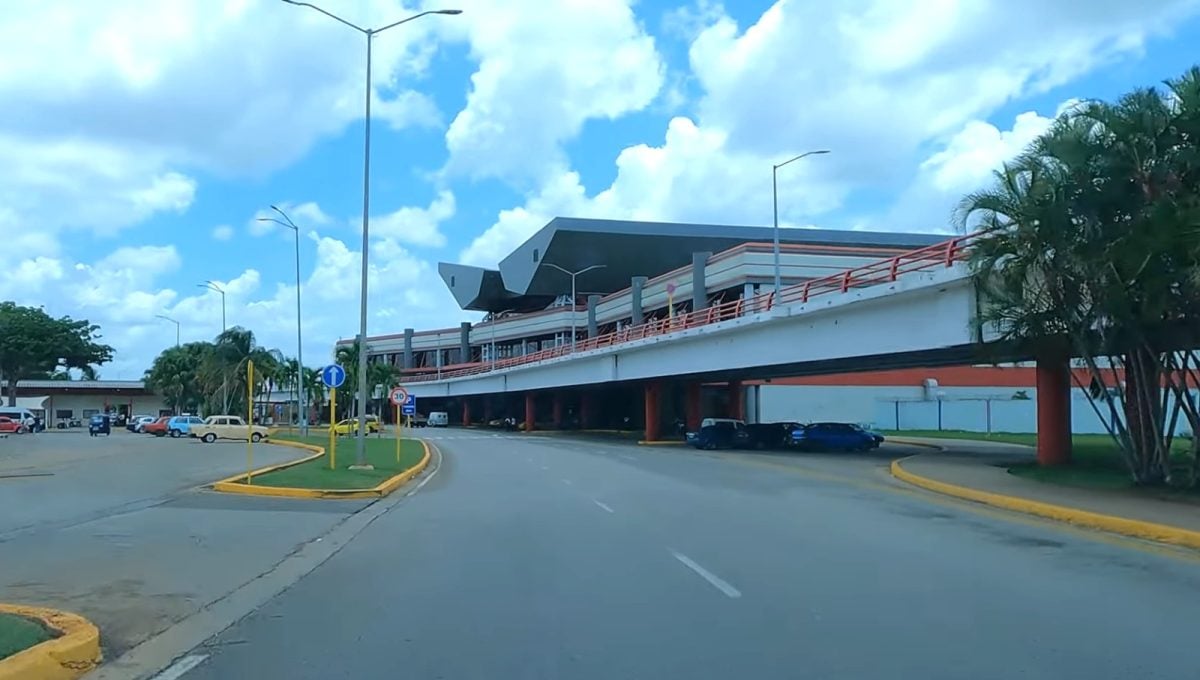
[686,421,750,450]
[790,422,884,451]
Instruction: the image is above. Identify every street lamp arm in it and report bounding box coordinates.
[539,262,571,276]
[774,149,831,170]
[280,0,367,33]
[257,216,298,232]
[268,205,302,231]
[375,9,463,34]
[576,264,607,276]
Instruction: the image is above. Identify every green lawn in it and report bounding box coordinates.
[248,434,425,490]
[885,429,1198,495]
[0,612,53,661]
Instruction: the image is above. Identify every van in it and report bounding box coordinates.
[428,411,449,427]
[0,408,37,432]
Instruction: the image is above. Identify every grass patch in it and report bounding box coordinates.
[248,434,425,490]
[0,612,53,661]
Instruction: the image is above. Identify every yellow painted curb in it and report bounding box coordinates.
[887,437,946,450]
[211,439,431,500]
[890,456,1200,551]
[637,440,685,446]
[0,604,101,680]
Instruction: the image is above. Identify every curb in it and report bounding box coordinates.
[0,604,101,680]
[887,437,946,451]
[890,456,1200,551]
[637,440,684,446]
[211,439,431,500]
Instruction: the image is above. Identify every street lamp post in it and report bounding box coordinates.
[772,149,831,297]
[539,264,606,350]
[198,281,228,412]
[281,0,462,468]
[257,206,309,436]
[155,314,180,347]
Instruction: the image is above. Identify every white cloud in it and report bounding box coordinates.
[441,0,665,185]
[370,190,455,248]
[212,224,234,241]
[457,0,1197,264]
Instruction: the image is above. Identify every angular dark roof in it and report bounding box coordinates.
[440,217,947,312]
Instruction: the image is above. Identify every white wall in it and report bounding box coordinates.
[756,383,1197,435]
[43,394,167,421]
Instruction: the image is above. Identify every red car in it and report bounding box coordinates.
[0,416,23,434]
[143,416,171,437]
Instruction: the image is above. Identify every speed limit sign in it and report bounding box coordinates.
[389,386,409,406]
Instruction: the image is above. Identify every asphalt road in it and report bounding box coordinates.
[169,429,1200,680]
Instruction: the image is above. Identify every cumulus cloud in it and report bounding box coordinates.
[212,225,234,241]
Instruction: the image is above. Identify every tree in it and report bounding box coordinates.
[334,339,362,420]
[368,360,399,420]
[0,302,114,406]
[200,327,283,417]
[145,342,213,414]
[960,65,1200,485]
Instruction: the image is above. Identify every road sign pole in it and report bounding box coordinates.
[246,359,255,484]
[395,401,401,463]
[329,387,337,470]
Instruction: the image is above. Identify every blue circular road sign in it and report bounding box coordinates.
[321,364,346,389]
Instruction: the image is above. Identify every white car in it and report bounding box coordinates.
[428,411,449,427]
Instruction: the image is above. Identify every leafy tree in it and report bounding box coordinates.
[144,342,213,415]
[0,302,114,406]
[334,339,362,419]
[368,360,400,420]
[960,65,1200,485]
[199,327,283,417]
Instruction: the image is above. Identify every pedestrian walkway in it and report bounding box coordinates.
[897,449,1200,539]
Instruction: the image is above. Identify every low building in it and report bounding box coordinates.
[0,380,165,427]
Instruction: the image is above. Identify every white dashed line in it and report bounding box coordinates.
[150,654,209,680]
[541,465,549,470]
[670,550,741,598]
[593,500,614,513]
[561,478,573,485]
[618,454,637,462]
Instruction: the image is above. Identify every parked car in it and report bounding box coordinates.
[129,415,156,433]
[686,420,750,450]
[790,422,885,451]
[744,422,801,449]
[143,416,171,437]
[332,417,381,436]
[88,414,111,437]
[409,413,428,427]
[0,408,37,433]
[167,415,205,438]
[192,415,270,444]
[428,411,449,427]
[0,416,24,434]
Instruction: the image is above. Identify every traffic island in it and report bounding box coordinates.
[211,436,430,499]
[0,604,101,680]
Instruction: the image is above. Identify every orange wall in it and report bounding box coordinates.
[747,365,1125,388]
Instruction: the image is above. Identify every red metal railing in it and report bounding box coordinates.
[407,233,976,382]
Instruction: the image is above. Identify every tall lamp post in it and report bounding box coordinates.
[198,281,228,412]
[539,263,605,350]
[155,314,180,347]
[281,0,462,468]
[772,149,831,297]
[257,206,309,436]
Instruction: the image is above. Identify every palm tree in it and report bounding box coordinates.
[368,360,399,422]
[202,327,284,419]
[334,339,362,419]
[959,65,1200,484]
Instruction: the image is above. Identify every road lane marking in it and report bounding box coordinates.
[561,478,573,485]
[541,465,549,470]
[618,454,637,462]
[593,500,614,513]
[670,550,741,598]
[150,654,209,679]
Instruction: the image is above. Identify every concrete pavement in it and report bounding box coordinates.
[0,430,375,657]
[169,429,1200,680]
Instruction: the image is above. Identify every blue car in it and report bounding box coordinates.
[167,415,205,438]
[88,414,111,437]
[686,420,750,450]
[790,422,884,451]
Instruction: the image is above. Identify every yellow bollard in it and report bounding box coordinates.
[246,359,255,484]
[329,388,337,470]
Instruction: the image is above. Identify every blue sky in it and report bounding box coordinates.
[2,0,1199,378]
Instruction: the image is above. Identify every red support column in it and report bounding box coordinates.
[552,393,564,429]
[728,381,744,421]
[1035,357,1072,465]
[685,382,702,432]
[580,392,595,429]
[462,400,471,427]
[524,393,536,433]
[644,382,661,442]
